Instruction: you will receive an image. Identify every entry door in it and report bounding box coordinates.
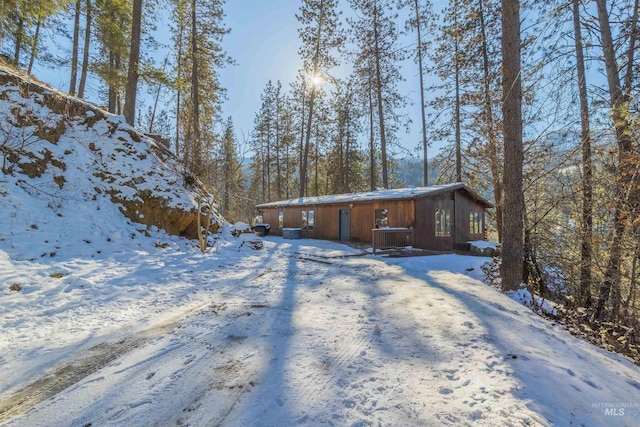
[339,209,351,241]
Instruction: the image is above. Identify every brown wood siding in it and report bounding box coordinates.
[262,209,282,236]
[259,199,415,243]
[414,192,455,251]
[350,200,415,242]
[307,205,334,240]
[454,192,486,247]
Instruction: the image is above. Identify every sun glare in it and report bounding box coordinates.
[311,74,324,87]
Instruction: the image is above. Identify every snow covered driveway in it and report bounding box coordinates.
[2,236,640,426]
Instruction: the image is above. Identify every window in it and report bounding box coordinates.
[278,211,284,228]
[435,209,451,237]
[302,210,315,230]
[470,212,483,235]
[308,210,315,230]
[375,208,388,228]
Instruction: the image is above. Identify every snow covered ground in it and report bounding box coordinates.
[2,232,640,426]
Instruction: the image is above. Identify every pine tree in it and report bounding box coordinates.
[69,0,81,94]
[217,117,245,221]
[95,0,130,113]
[350,0,406,190]
[327,77,364,194]
[251,80,277,203]
[3,0,64,70]
[123,0,143,125]
[296,0,343,197]
[77,0,91,98]
[399,0,436,186]
[170,0,231,179]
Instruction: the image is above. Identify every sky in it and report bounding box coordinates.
[219,0,302,144]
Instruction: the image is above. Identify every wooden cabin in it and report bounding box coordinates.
[255,183,494,252]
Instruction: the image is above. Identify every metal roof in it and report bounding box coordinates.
[255,183,494,209]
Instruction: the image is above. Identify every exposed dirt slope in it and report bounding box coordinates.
[0,64,219,243]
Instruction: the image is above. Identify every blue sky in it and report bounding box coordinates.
[220,1,302,142]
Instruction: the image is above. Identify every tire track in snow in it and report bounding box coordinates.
[0,262,280,425]
[0,302,208,424]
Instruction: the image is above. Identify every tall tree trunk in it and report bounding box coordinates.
[266,116,271,201]
[368,70,376,191]
[454,1,462,183]
[285,139,291,198]
[115,52,122,114]
[337,109,345,192]
[301,87,317,197]
[373,2,388,189]
[301,0,325,198]
[78,0,91,98]
[500,0,525,291]
[572,0,593,307]
[190,0,201,174]
[276,98,282,199]
[14,17,23,66]
[478,0,502,242]
[124,0,143,126]
[593,0,638,321]
[70,0,81,95]
[624,0,640,91]
[314,121,319,195]
[0,0,5,50]
[413,0,429,186]
[373,2,389,188]
[257,141,264,201]
[108,51,117,113]
[175,20,184,157]
[298,80,306,192]
[345,97,351,192]
[27,18,41,74]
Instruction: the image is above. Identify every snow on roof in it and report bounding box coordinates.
[256,183,494,209]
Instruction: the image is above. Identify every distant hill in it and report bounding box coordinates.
[394,158,439,187]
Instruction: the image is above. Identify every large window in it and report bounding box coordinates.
[302,210,315,230]
[469,212,483,235]
[278,211,284,228]
[435,209,451,237]
[375,208,388,228]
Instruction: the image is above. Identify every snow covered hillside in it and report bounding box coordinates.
[0,64,217,261]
